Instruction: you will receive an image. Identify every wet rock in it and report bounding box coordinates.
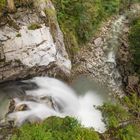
[14,104,29,111]
[8,99,15,114]
[40,96,54,109]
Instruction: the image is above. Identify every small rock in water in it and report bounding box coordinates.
[15,104,29,111]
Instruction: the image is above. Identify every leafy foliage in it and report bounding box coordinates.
[100,100,140,140]
[0,0,6,8]
[11,116,100,140]
[101,0,120,14]
[123,94,140,118]
[116,124,140,140]
[100,103,129,128]
[129,18,140,67]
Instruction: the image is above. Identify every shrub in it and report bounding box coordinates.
[16,33,21,37]
[100,102,140,140]
[129,18,140,67]
[101,0,120,15]
[116,124,140,140]
[11,116,100,140]
[100,103,129,128]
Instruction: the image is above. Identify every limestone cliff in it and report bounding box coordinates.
[0,0,71,82]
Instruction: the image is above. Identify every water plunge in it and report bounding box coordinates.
[6,77,107,133]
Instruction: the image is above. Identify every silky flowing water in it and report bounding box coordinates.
[2,77,108,133]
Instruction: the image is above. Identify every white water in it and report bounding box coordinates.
[106,15,125,64]
[8,77,106,133]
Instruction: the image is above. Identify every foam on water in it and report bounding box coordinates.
[8,77,106,133]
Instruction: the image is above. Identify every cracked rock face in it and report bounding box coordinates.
[0,0,71,81]
[3,25,57,67]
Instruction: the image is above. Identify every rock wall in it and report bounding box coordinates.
[0,0,71,82]
[116,4,140,95]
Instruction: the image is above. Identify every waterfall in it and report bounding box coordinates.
[7,77,106,133]
[107,15,125,63]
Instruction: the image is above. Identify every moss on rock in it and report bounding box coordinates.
[28,23,41,30]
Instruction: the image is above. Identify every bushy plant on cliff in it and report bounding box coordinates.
[100,102,140,140]
[11,116,100,140]
[101,0,120,15]
[100,103,129,129]
[129,18,140,68]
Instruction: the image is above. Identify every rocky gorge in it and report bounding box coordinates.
[0,0,140,140]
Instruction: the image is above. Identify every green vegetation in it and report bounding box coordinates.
[0,0,6,16]
[28,23,42,30]
[11,116,100,140]
[129,18,140,69]
[100,103,129,129]
[101,0,120,14]
[16,33,21,37]
[52,0,132,57]
[100,94,140,140]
